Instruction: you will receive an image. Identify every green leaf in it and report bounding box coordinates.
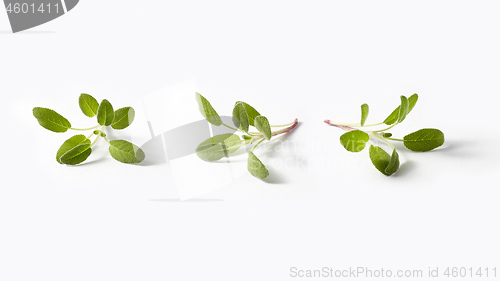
[109,140,145,164]
[97,99,114,126]
[78,94,99,118]
[247,151,269,179]
[33,107,72,133]
[232,102,250,133]
[235,101,260,126]
[195,93,222,126]
[339,130,370,152]
[111,107,135,130]
[382,132,392,138]
[196,133,245,161]
[369,145,399,176]
[360,103,369,127]
[254,115,271,140]
[403,128,445,152]
[60,143,92,165]
[56,135,91,164]
[397,95,410,123]
[383,94,419,125]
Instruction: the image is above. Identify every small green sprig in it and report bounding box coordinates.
[195,93,298,179]
[33,94,145,165]
[325,94,444,176]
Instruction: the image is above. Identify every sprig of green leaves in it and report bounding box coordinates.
[325,94,444,176]
[33,94,145,165]
[195,93,298,180]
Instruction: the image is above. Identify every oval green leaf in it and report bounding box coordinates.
[247,151,269,179]
[196,133,245,161]
[235,101,260,126]
[360,103,369,127]
[232,102,250,133]
[97,99,114,126]
[397,95,410,123]
[109,140,145,164]
[56,134,90,164]
[382,132,392,138]
[78,93,99,118]
[60,143,92,165]
[403,128,445,152]
[254,115,271,140]
[340,130,370,152]
[369,145,399,176]
[195,93,222,126]
[111,107,135,130]
[33,107,72,133]
[383,94,419,125]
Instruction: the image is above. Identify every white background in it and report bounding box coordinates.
[1,1,499,280]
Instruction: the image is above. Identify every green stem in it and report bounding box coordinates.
[91,135,100,147]
[69,125,99,131]
[323,121,384,128]
[271,118,298,137]
[252,138,265,152]
[371,122,398,133]
[102,136,111,145]
[386,137,404,142]
[373,134,394,150]
[270,120,297,128]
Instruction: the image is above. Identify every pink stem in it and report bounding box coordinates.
[271,118,299,137]
[324,120,356,131]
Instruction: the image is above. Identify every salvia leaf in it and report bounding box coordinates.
[78,93,99,118]
[109,140,145,164]
[247,151,269,179]
[403,128,445,152]
[397,95,410,123]
[383,93,418,125]
[60,143,92,165]
[360,103,369,127]
[235,101,261,126]
[195,93,222,126]
[382,132,392,138]
[369,145,399,176]
[97,99,114,126]
[232,102,250,133]
[56,134,90,164]
[111,107,135,130]
[340,130,370,152]
[196,133,245,161]
[254,115,272,140]
[33,107,72,133]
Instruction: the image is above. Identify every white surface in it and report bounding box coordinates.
[1,1,499,280]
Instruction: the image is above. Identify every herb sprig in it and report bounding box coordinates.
[325,94,444,176]
[195,93,298,179]
[33,94,145,165]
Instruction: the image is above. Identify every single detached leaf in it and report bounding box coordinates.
[360,103,369,127]
[383,94,419,125]
[382,132,392,138]
[403,128,445,152]
[56,134,90,164]
[340,130,370,152]
[195,93,222,126]
[33,107,72,133]
[369,145,399,176]
[232,102,250,133]
[235,101,260,126]
[397,95,410,123]
[60,143,92,165]
[247,151,269,179]
[78,93,99,118]
[109,140,145,164]
[254,115,271,140]
[97,99,114,126]
[196,133,245,161]
[111,107,135,130]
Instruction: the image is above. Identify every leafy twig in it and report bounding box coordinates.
[195,93,298,179]
[33,94,145,165]
[325,94,445,176]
